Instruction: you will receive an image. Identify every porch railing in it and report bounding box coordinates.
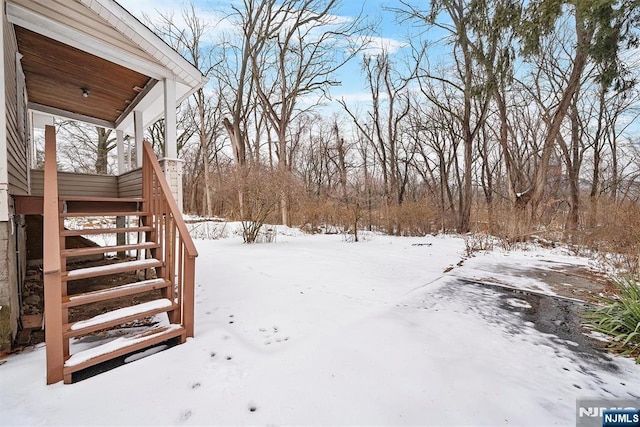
[142,141,197,337]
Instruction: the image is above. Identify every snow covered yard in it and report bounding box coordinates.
[1,231,639,425]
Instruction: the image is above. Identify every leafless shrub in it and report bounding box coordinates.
[187,221,229,240]
[229,166,285,243]
[464,232,495,257]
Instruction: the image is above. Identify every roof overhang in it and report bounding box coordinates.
[5,0,205,132]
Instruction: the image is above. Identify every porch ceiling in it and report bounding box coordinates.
[15,27,153,125]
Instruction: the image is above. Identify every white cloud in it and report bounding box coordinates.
[116,0,234,39]
[354,35,408,56]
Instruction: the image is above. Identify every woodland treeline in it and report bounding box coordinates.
[50,0,640,248]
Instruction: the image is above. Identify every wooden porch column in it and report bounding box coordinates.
[134,110,143,168]
[164,77,177,159]
[161,77,183,212]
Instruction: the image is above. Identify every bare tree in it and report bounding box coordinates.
[340,52,413,209]
[246,0,369,225]
[146,103,197,157]
[400,0,495,232]
[515,0,639,213]
[147,4,220,216]
[56,121,116,174]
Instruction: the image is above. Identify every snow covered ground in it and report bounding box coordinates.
[1,229,639,425]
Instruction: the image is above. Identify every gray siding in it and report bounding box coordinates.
[30,169,118,198]
[117,168,142,198]
[4,19,28,196]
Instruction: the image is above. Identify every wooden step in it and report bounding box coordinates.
[61,242,160,258]
[61,226,154,237]
[63,298,176,339]
[60,211,151,218]
[62,278,171,308]
[61,197,145,215]
[64,258,162,281]
[63,324,185,379]
[60,196,144,203]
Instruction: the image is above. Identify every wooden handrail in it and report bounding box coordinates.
[43,125,64,384]
[142,141,198,258]
[142,140,197,337]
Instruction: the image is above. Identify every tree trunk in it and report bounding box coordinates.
[223,117,247,219]
[278,130,289,226]
[588,86,606,228]
[94,128,112,174]
[528,12,592,213]
[198,89,212,217]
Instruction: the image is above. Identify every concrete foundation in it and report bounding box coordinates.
[0,219,21,351]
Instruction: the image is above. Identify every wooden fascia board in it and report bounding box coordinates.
[6,2,173,82]
[28,102,116,129]
[82,0,204,88]
[114,78,158,129]
[115,77,207,133]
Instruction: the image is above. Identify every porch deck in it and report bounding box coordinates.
[14,168,142,215]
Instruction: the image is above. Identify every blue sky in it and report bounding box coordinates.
[116,0,415,109]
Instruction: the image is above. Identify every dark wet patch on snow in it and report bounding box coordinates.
[458,279,620,373]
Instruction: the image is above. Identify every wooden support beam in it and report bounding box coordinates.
[43,125,64,384]
[13,195,43,215]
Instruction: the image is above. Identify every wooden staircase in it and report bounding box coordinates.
[42,126,197,384]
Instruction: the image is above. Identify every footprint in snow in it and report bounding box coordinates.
[180,410,192,421]
[259,326,289,345]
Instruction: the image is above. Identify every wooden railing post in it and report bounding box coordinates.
[43,125,64,384]
[183,257,195,337]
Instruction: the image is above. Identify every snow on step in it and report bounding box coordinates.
[67,278,168,303]
[64,324,183,368]
[66,258,160,280]
[70,299,173,331]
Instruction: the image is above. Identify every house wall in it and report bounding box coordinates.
[1,7,27,351]
[4,17,28,196]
